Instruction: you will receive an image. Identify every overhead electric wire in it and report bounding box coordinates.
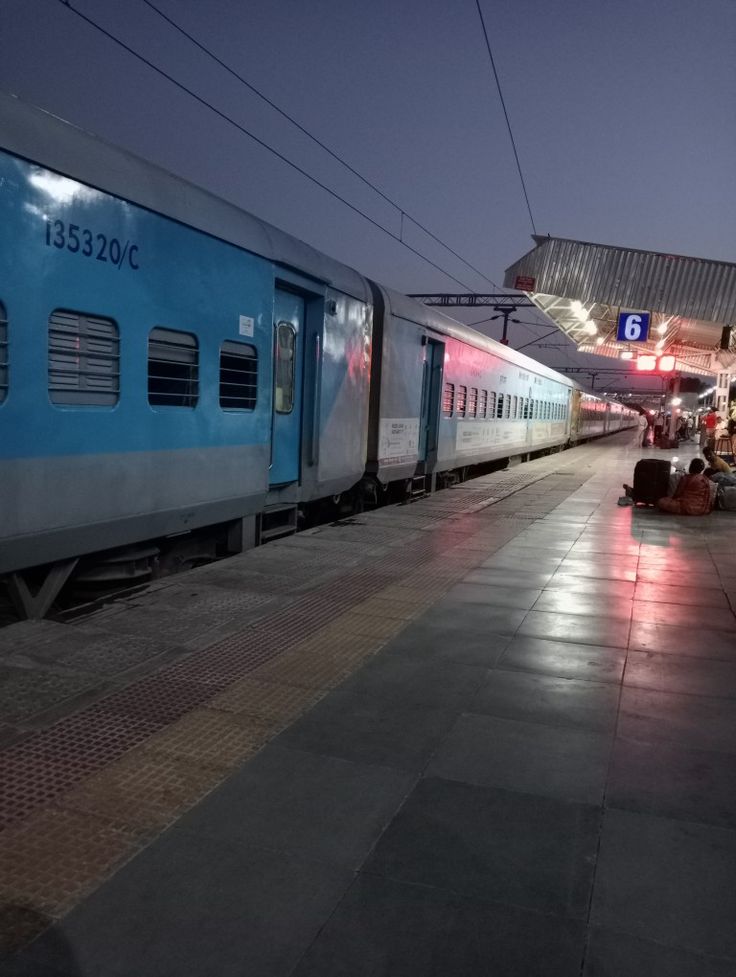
[57,0,501,294]
[474,0,538,235]
[515,327,561,351]
[139,0,500,290]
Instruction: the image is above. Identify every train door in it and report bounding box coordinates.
[418,338,444,463]
[570,389,582,438]
[270,288,305,487]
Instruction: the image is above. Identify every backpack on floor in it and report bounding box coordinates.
[717,486,736,511]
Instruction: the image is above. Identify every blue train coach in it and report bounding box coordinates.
[0,93,637,619]
[0,92,372,616]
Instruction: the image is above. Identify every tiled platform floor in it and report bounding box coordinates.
[1,432,736,976]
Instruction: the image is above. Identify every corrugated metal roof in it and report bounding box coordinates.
[505,237,736,324]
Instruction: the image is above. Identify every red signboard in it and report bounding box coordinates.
[514,276,536,291]
[636,354,676,372]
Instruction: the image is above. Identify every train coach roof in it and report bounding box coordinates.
[376,284,578,387]
[0,92,370,304]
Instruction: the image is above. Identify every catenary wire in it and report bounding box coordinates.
[57,0,498,293]
[138,0,501,290]
[474,0,538,235]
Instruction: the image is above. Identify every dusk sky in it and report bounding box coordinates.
[2,0,734,391]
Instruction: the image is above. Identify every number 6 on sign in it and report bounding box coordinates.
[616,310,650,343]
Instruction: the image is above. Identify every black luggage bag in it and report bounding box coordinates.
[632,459,671,506]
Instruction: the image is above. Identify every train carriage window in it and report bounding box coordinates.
[512,395,518,419]
[496,393,504,419]
[148,327,198,407]
[49,310,119,406]
[442,381,454,416]
[220,341,257,410]
[0,303,7,404]
[468,387,478,417]
[478,389,487,418]
[274,322,296,413]
[504,395,511,419]
[456,385,467,416]
[488,392,496,417]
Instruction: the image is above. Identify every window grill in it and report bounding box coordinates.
[504,395,511,419]
[148,327,199,407]
[48,310,119,406]
[468,387,478,417]
[488,391,497,417]
[496,393,504,418]
[220,341,257,410]
[478,389,488,418]
[442,381,455,416]
[0,304,7,403]
[512,395,518,418]
[456,385,467,416]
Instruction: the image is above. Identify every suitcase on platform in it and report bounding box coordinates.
[632,459,671,506]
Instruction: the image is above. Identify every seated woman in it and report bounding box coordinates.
[657,459,713,515]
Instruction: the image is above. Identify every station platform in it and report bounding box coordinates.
[1,431,735,977]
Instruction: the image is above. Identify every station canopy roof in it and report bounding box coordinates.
[504,236,736,377]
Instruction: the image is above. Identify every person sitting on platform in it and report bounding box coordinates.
[657,459,713,515]
[703,447,736,487]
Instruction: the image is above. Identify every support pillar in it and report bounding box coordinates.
[667,373,680,443]
[715,370,732,418]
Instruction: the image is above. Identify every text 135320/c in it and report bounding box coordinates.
[44,218,139,270]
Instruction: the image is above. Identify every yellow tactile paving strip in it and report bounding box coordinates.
[0,462,594,957]
[140,708,272,770]
[60,747,229,834]
[207,676,326,724]
[0,807,140,918]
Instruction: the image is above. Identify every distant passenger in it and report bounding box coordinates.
[637,412,649,447]
[653,416,664,444]
[729,401,736,436]
[657,459,713,515]
[701,408,720,451]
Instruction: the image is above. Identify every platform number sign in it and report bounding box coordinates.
[617,311,650,342]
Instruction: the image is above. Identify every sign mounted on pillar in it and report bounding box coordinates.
[617,311,650,342]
